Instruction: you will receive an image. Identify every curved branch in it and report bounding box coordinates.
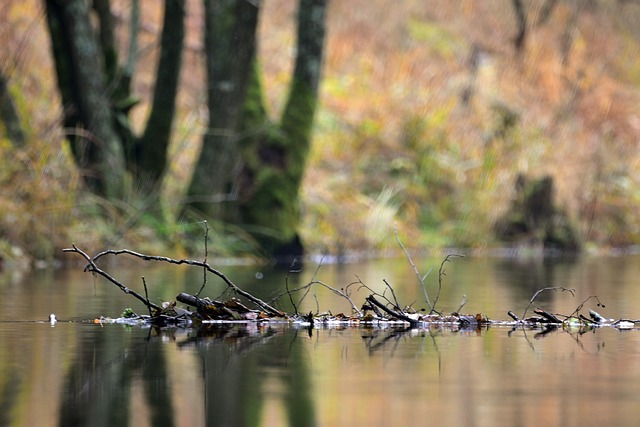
[64,246,286,317]
[63,244,162,312]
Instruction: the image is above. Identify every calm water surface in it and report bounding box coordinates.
[1,254,640,426]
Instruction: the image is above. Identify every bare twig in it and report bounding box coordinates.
[309,281,363,317]
[63,244,162,312]
[356,280,397,310]
[285,259,301,316]
[395,223,433,311]
[382,279,402,311]
[522,286,575,320]
[195,220,209,298]
[272,279,363,317]
[64,245,286,317]
[456,294,468,313]
[566,295,606,320]
[142,276,152,316]
[432,254,464,314]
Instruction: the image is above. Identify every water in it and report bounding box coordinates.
[1,254,640,426]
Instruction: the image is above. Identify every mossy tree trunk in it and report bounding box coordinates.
[186,0,259,218]
[185,0,327,259]
[237,0,328,259]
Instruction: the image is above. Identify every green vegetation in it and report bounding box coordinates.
[1,1,640,267]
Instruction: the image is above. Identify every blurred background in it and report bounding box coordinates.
[1,0,639,266]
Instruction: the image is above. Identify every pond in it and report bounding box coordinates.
[1,253,640,426]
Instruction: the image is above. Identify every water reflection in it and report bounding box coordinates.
[2,255,640,426]
[51,324,317,427]
[487,257,577,313]
[58,325,174,427]
[190,324,316,427]
[2,319,640,427]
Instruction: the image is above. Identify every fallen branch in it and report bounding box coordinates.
[366,294,418,325]
[64,243,627,333]
[63,245,286,318]
[63,244,162,312]
[533,308,562,324]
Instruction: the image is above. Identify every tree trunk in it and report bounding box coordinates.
[236,0,327,259]
[186,0,259,219]
[183,0,327,260]
[93,0,139,167]
[92,0,118,81]
[135,0,185,188]
[44,0,126,198]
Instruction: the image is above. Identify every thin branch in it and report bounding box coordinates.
[566,295,606,320]
[522,286,575,320]
[196,220,209,298]
[142,276,152,316]
[356,281,396,309]
[273,279,362,317]
[285,259,301,316]
[63,245,162,312]
[395,223,433,311]
[382,279,401,311]
[432,254,464,314]
[309,280,362,317]
[455,294,468,314]
[64,245,286,317]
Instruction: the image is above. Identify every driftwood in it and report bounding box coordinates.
[176,292,262,320]
[534,308,562,324]
[366,295,419,325]
[63,244,286,318]
[63,243,640,332]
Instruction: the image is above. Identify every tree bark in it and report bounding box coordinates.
[186,0,260,218]
[44,0,126,198]
[92,0,118,81]
[93,0,139,175]
[135,0,186,187]
[183,0,327,260]
[236,0,327,259]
